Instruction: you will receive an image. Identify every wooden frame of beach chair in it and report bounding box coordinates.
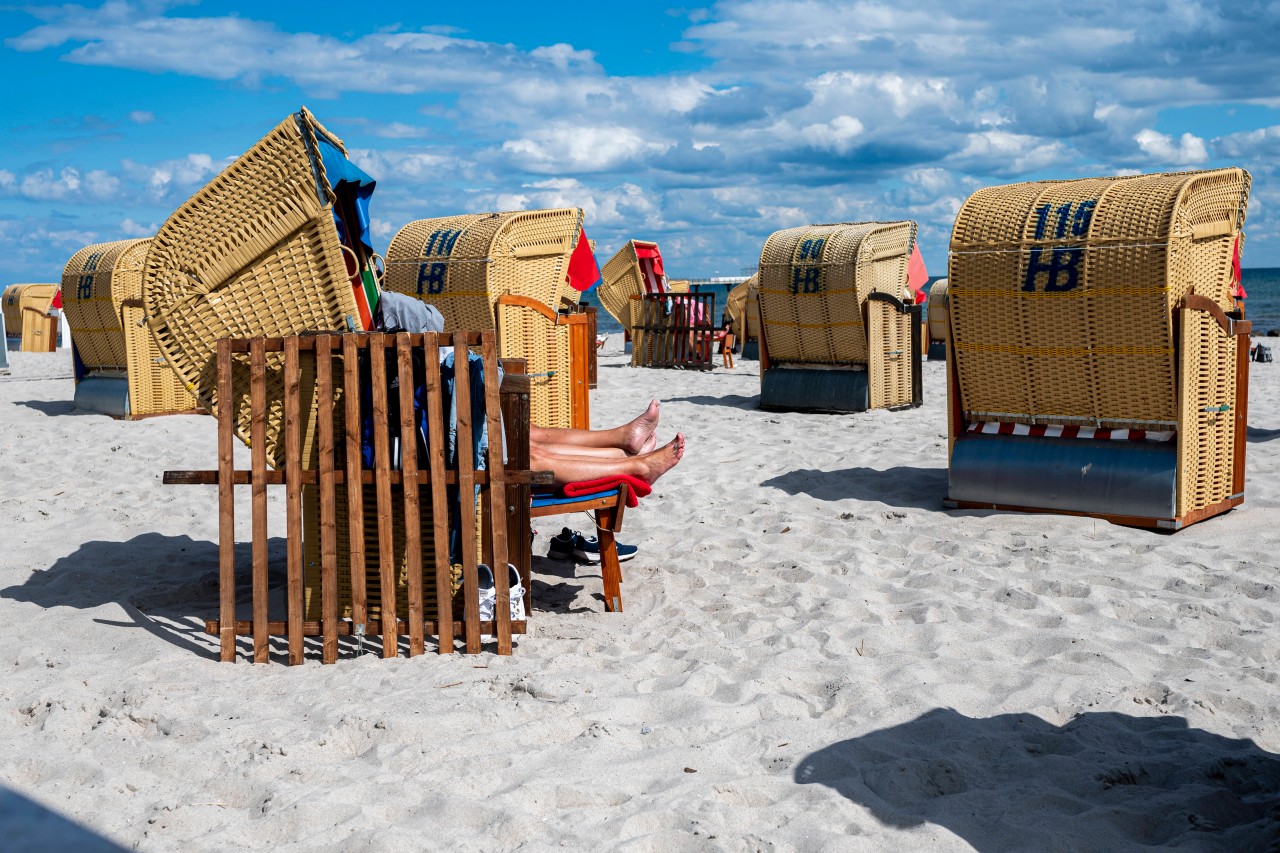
[165,330,549,663]
[756,221,924,413]
[383,209,592,430]
[926,278,949,361]
[61,239,202,418]
[142,107,372,470]
[2,284,60,353]
[628,291,718,369]
[944,168,1251,530]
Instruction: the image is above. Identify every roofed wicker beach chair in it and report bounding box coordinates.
[926,277,949,361]
[944,167,1252,530]
[61,238,201,418]
[599,240,716,369]
[142,106,374,469]
[382,209,593,430]
[3,284,60,353]
[756,221,924,412]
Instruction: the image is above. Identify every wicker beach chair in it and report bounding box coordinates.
[61,238,200,418]
[382,209,592,430]
[944,167,1252,530]
[726,273,761,359]
[598,241,716,368]
[756,221,924,412]
[926,278,949,360]
[2,284,60,352]
[598,239,667,334]
[142,107,374,469]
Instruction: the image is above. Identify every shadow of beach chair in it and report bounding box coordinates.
[944,167,1252,530]
[383,209,593,430]
[756,221,924,413]
[60,238,201,418]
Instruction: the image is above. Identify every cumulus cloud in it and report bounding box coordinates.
[1133,129,1209,165]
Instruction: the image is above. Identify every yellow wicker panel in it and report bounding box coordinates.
[3,284,60,352]
[868,300,913,408]
[927,278,949,343]
[948,168,1249,428]
[758,221,915,365]
[1176,310,1237,516]
[496,302,575,428]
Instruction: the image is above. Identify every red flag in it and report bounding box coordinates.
[906,242,928,304]
[566,227,602,292]
[1231,236,1247,299]
[47,288,63,317]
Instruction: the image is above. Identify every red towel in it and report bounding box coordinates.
[561,474,651,508]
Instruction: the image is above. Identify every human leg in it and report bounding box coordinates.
[531,433,685,487]
[530,399,659,455]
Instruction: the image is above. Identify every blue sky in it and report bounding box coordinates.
[3,0,1280,286]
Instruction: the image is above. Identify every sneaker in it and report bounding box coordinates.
[572,532,638,564]
[546,527,577,561]
[477,563,526,622]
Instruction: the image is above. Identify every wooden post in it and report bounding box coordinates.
[369,333,398,658]
[315,335,339,664]
[249,338,270,663]
[454,332,482,654]
[481,332,514,654]
[397,334,426,657]
[217,338,237,663]
[422,337,454,653]
[342,335,368,642]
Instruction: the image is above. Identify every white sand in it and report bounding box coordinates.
[2,342,1279,851]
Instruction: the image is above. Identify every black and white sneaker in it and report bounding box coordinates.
[546,527,577,561]
[572,532,639,564]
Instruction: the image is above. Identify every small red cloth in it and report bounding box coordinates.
[561,474,651,508]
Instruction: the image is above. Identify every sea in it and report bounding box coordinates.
[582,268,1280,338]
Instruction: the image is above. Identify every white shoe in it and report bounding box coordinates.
[478,563,525,622]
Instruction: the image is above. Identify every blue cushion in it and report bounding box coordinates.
[531,488,620,508]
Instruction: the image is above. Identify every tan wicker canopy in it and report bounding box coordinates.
[598,240,663,334]
[726,273,760,343]
[947,167,1249,428]
[758,220,916,365]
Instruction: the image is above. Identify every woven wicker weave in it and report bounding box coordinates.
[758,221,916,365]
[599,240,661,332]
[62,238,199,416]
[948,168,1249,429]
[927,278,949,344]
[142,108,362,466]
[383,209,584,428]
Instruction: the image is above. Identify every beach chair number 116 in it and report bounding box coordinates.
[1023,200,1096,293]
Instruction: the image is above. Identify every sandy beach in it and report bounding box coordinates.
[2,341,1279,851]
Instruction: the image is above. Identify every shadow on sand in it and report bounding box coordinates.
[1,786,129,852]
[795,708,1280,851]
[762,465,948,511]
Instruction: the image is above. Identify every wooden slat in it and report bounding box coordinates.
[482,333,513,654]
[369,334,398,658]
[163,469,549,486]
[249,338,269,663]
[423,337,454,654]
[397,334,425,657]
[342,334,367,635]
[216,338,236,663]
[224,332,487,354]
[500,359,533,617]
[316,335,339,664]
[284,336,304,665]
[454,332,482,653]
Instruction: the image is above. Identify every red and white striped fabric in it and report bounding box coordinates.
[966,421,1174,442]
[635,245,667,294]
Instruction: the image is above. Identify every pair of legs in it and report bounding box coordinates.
[530,400,685,487]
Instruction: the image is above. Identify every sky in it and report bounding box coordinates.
[3,0,1280,287]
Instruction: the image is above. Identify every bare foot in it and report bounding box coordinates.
[621,399,660,455]
[635,433,684,485]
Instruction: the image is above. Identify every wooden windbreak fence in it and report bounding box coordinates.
[630,292,717,369]
[165,330,548,664]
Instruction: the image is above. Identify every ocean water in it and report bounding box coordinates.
[583,269,1280,338]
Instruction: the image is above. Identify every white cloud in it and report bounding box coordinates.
[800,115,865,154]
[128,110,154,125]
[502,126,672,173]
[119,217,156,237]
[1134,129,1209,165]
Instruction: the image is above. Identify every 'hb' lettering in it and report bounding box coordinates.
[1023,246,1083,292]
[791,266,822,294]
[416,262,447,295]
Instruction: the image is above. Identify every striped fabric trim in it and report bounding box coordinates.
[966,421,1174,442]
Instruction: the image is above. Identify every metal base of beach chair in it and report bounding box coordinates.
[928,341,948,361]
[761,365,871,413]
[73,375,130,418]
